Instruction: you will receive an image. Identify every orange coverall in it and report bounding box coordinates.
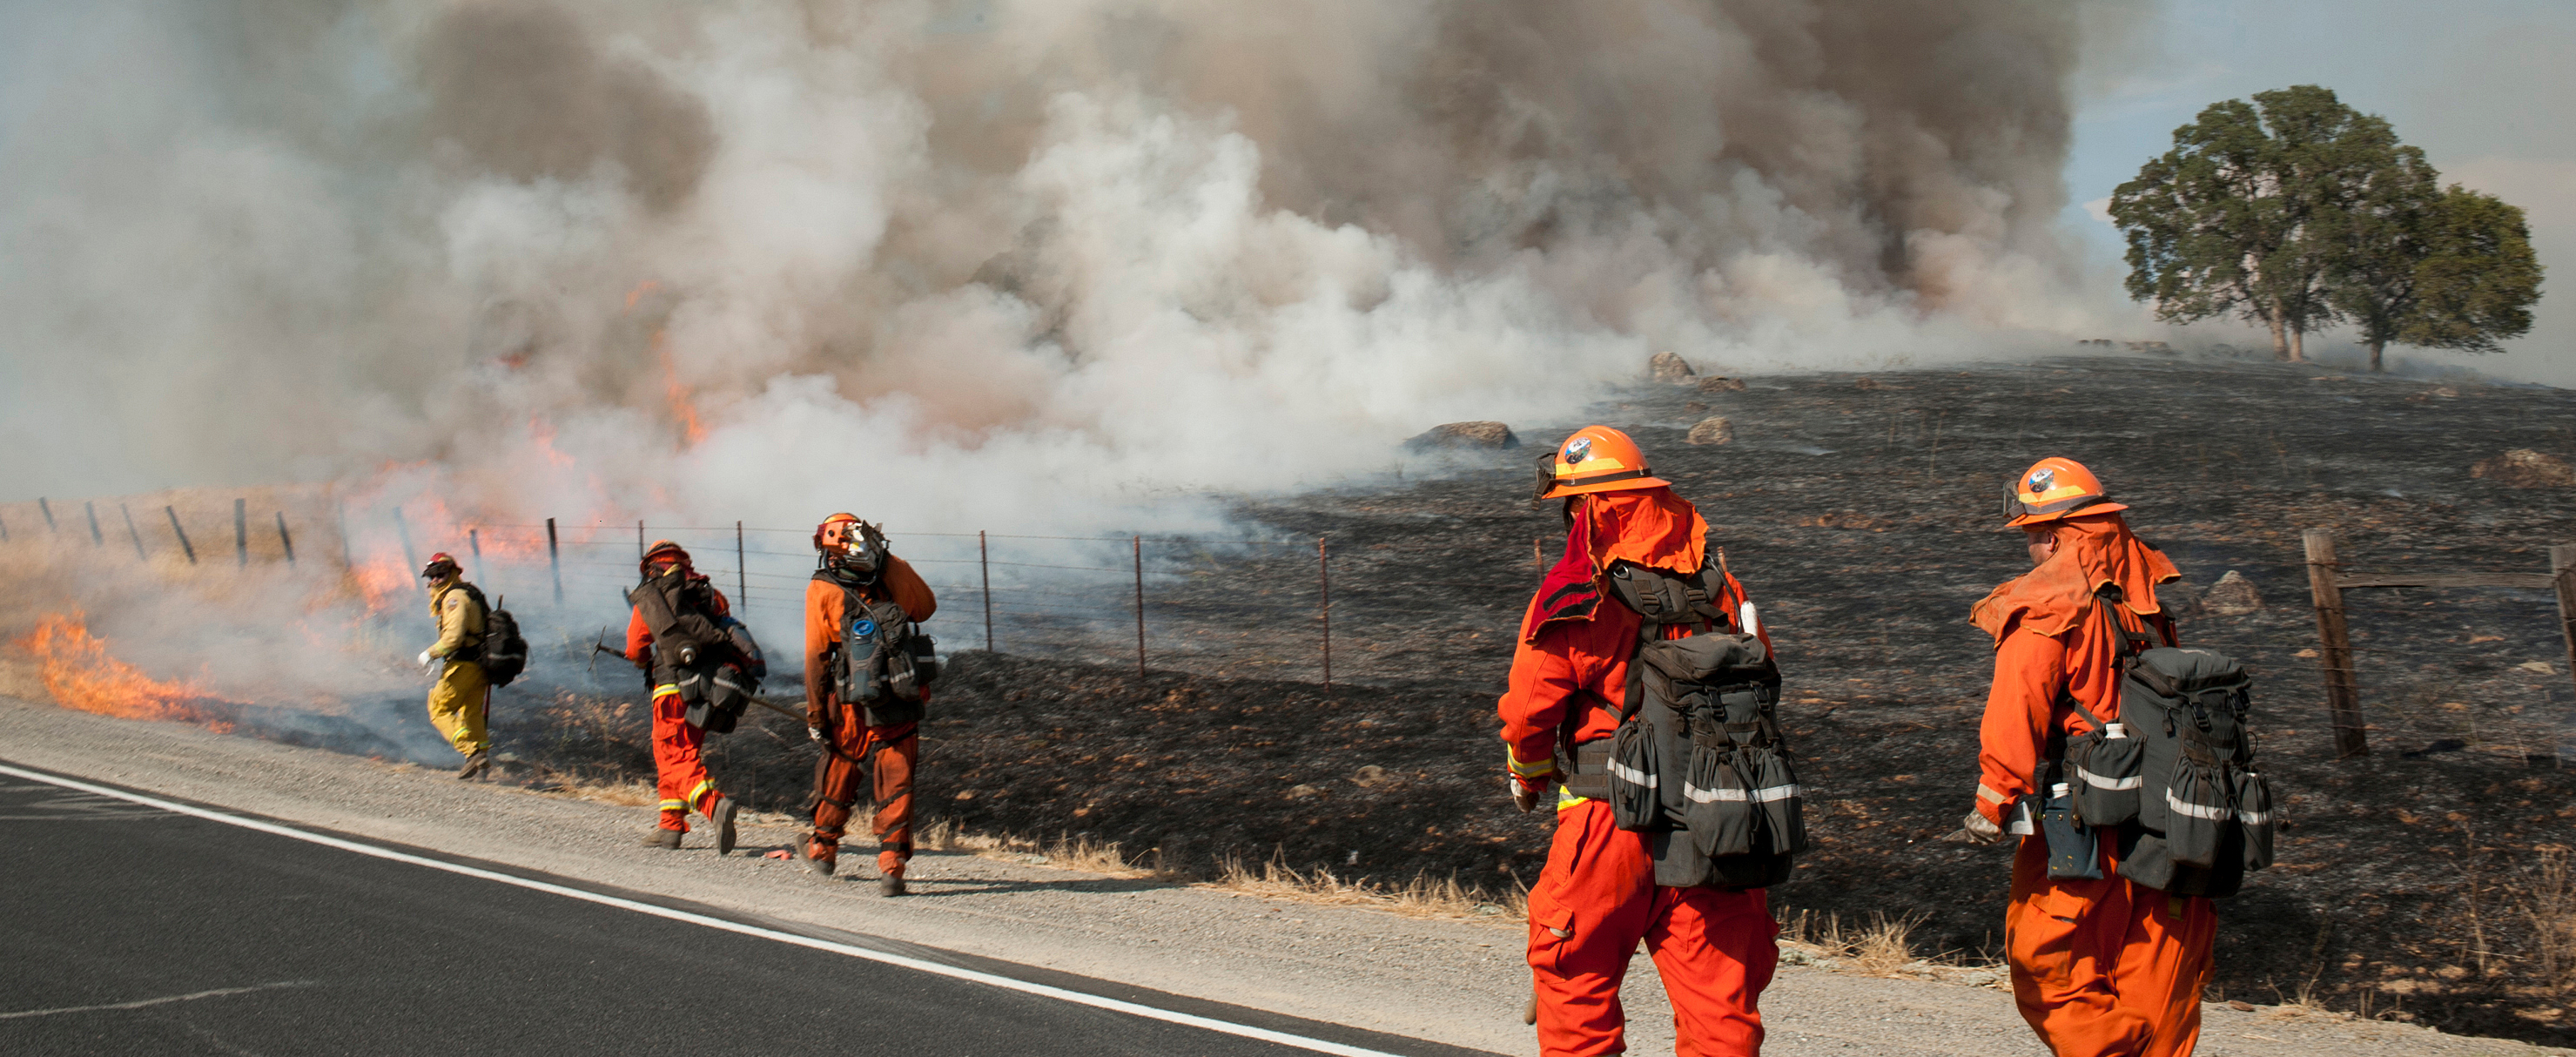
[1499,488,1779,1057]
[804,555,936,875]
[624,580,736,834]
[1971,515,2214,1057]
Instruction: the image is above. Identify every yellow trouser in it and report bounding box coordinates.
[427,660,490,756]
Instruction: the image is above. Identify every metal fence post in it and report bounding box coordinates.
[234,498,247,567]
[736,521,746,610]
[121,504,145,560]
[38,497,56,533]
[276,512,295,566]
[393,506,419,589]
[980,530,993,653]
[468,527,485,584]
[1319,535,1333,690]
[84,502,102,547]
[547,518,563,604]
[165,506,197,564]
[2303,528,2367,757]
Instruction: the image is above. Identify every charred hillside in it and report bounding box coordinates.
[127,351,2576,1043]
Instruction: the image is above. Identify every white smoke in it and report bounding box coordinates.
[0,0,2130,526]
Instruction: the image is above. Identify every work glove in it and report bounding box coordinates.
[1509,775,1546,814]
[1959,808,2004,845]
[415,650,436,670]
[807,725,824,744]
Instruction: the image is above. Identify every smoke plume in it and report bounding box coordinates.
[2,0,2115,529]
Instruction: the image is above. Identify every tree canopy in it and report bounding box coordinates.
[2110,84,2541,370]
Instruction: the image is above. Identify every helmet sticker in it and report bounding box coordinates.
[1564,436,1594,464]
[2027,467,2056,494]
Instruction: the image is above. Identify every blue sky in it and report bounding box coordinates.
[2063,0,2576,383]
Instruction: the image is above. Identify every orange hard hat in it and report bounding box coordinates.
[2003,456,2127,528]
[1535,425,1670,502]
[639,538,690,576]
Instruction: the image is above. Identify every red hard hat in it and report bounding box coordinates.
[2003,457,2127,528]
[639,539,690,576]
[420,552,460,578]
[813,513,860,552]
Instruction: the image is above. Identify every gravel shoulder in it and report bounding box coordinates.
[4,697,2562,1057]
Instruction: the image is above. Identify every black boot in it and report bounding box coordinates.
[455,751,489,780]
[642,828,682,850]
[711,797,739,856]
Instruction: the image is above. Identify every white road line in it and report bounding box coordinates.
[0,980,317,1020]
[0,764,1416,1057]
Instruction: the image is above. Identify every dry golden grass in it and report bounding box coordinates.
[1778,907,1951,977]
[1210,850,1528,922]
[2527,845,2576,993]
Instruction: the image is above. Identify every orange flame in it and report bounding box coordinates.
[22,613,238,728]
[655,329,708,448]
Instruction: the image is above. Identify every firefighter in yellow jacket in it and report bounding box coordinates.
[417,552,492,779]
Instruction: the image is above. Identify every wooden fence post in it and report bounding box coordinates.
[84,502,103,547]
[276,512,295,566]
[2551,545,2576,704]
[234,498,247,568]
[547,518,562,604]
[1319,536,1333,690]
[467,527,485,584]
[165,506,197,564]
[735,522,746,614]
[2303,528,2368,757]
[39,497,57,533]
[979,530,992,653]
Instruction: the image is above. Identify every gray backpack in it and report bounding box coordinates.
[1597,558,1801,890]
[2061,595,2274,897]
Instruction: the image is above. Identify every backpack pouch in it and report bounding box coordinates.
[2067,725,2143,826]
[2234,769,2275,871]
[2040,782,2103,879]
[2162,757,2233,867]
[1745,744,1806,856]
[1683,743,1757,859]
[1608,716,1665,831]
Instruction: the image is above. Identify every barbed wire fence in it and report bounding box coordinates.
[8,494,2570,764]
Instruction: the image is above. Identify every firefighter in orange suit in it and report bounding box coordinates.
[1499,426,1779,1057]
[799,513,937,894]
[1961,457,2215,1057]
[624,539,741,852]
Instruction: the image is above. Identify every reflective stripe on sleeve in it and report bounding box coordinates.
[1507,751,1557,778]
[1976,783,2010,805]
[654,684,680,697]
[1555,786,1591,811]
[2076,766,2142,791]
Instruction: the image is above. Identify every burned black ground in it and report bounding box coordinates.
[464,353,2576,1043]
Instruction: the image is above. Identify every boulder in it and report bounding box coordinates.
[1405,421,1518,450]
[1697,375,1746,392]
[2471,448,2573,488]
[2200,570,2263,616]
[1649,351,1695,384]
[1685,416,1735,446]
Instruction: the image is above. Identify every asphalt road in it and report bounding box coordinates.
[0,764,1493,1057]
